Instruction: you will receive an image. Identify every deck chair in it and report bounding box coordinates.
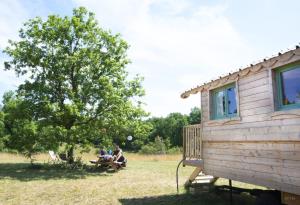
[48,150,60,163]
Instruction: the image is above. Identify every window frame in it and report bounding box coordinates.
[275,64,300,111]
[211,83,238,120]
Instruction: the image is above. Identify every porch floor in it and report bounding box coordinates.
[183,159,203,167]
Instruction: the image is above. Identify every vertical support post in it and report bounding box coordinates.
[229,179,233,205]
[183,127,186,160]
[199,123,203,159]
[187,127,189,158]
[198,126,201,159]
[193,127,197,158]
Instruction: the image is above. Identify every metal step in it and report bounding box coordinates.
[193,175,215,184]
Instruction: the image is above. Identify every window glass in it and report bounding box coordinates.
[215,90,225,118]
[212,84,237,119]
[280,67,300,105]
[227,87,237,115]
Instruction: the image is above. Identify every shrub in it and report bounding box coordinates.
[139,136,166,154]
[166,146,182,154]
[0,138,5,151]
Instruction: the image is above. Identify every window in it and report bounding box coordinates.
[276,64,300,110]
[211,83,237,120]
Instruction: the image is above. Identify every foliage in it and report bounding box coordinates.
[1,92,54,163]
[3,7,147,162]
[141,107,200,149]
[188,107,201,125]
[139,136,166,154]
[0,109,5,151]
[166,146,182,154]
[147,113,189,147]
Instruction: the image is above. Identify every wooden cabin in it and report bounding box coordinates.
[181,46,300,204]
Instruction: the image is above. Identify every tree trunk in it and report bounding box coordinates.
[29,153,34,165]
[67,145,74,164]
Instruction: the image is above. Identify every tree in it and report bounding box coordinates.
[0,108,5,151]
[1,91,57,163]
[147,113,189,147]
[188,107,201,125]
[139,136,166,154]
[4,7,146,162]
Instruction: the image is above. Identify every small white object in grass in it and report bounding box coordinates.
[127,135,133,141]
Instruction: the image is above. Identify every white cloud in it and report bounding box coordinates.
[74,0,254,116]
[0,0,255,116]
[0,0,29,101]
[0,0,28,49]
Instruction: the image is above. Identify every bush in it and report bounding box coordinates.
[47,156,86,170]
[139,144,158,154]
[166,146,182,154]
[0,138,5,151]
[139,136,166,154]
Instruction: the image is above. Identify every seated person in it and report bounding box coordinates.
[90,147,111,165]
[91,145,126,169]
[98,147,113,161]
[99,147,106,156]
[107,149,113,155]
[110,145,126,170]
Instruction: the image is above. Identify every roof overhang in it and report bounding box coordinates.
[180,46,300,99]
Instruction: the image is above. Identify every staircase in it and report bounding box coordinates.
[182,124,218,192]
[185,168,218,192]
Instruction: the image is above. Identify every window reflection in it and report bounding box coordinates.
[212,84,237,119]
[280,67,300,105]
[215,90,225,117]
[227,87,237,115]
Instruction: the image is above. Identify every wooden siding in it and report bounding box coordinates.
[200,63,300,195]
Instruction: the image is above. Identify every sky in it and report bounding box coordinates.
[0,0,300,117]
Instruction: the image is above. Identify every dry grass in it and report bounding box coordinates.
[0,152,259,205]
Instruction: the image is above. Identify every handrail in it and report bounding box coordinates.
[183,124,202,160]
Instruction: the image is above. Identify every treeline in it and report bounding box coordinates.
[137,107,201,154]
[0,91,200,156]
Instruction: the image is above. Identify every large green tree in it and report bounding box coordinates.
[4,7,146,162]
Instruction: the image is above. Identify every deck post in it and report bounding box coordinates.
[229,179,233,205]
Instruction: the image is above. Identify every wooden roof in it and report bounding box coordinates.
[181,45,300,99]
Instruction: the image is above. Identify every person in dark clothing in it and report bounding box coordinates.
[110,145,126,170]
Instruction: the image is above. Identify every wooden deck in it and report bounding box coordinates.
[183,159,203,167]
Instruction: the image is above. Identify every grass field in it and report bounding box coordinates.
[0,152,262,205]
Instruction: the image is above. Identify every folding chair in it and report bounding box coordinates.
[48,150,60,163]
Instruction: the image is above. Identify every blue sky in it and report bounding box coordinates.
[0,0,300,117]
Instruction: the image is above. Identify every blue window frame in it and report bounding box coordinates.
[211,83,237,120]
[276,64,300,110]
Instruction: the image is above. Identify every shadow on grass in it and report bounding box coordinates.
[119,191,256,205]
[0,163,114,181]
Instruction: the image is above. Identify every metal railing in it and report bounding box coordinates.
[183,124,202,160]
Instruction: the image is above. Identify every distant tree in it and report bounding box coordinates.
[4,7,146,162]
[188,107,201,125]
[0,108,5,151]
[148,113,188,147]
[165,113,189,146]
[139,136,166,154]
